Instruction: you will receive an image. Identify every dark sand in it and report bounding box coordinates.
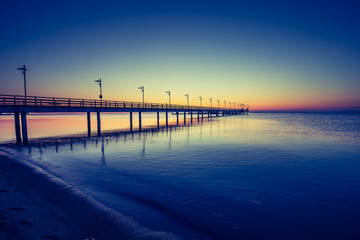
[0,148,178,240]
[0,155,82,239]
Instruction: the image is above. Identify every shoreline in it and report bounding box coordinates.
[0,147,178,240]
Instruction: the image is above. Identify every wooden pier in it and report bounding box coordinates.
[0,94,249,145]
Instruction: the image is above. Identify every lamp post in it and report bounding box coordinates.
[198,96,202,109]
[138,86,144,105]
[229,102,231,109]
[94,78,103,100]
[209,98,212,108]
[166,90,171,106]
[224,101,226,108]
[17,65,27,100]
[184,94,189,108]
[217,100,220,108]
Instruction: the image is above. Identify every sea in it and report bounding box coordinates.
[1,112,360,239]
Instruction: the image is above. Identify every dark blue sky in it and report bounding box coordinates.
[2,0,359,49]
[1,0,360,110]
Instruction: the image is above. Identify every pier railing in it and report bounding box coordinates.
[0,94,243,111]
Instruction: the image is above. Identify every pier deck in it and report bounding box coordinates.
[0,94,249,144]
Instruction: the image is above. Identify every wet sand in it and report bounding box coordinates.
[0,148,178,240]
[0,155,82,240]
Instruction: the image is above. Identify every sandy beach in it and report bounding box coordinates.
[0,147,177,240]
[0,154,82,239]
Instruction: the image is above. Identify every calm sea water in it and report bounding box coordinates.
[3,112,360,239]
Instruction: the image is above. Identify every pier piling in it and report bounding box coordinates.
[21,112,28,145]
[14,112,21,144]
[166,111,168,127]
[130,112,133,132]
[139,112,142,131]
[97,112,101,136]
[87,112,91,137]
[176,112,179,126]
[157,111,160,128]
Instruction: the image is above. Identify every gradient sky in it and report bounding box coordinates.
[1,0,359,110]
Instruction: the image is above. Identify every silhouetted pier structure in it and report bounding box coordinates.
[0,94,249,145]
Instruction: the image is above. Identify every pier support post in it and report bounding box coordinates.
[130,112,133,132]
[21,112,28,145]
[166,111,168,127]
[201,112,204,121]
[176,112,179,126]
[208,112,210,118]
[97,112,101,136]
[14,112,21,145]
[223,112,225,116]
[139,112,142,131]
[190,112,193,123]
[87,112,91,137]
[197,112,200,121]
[184,112,186,124]
[157,111,160,128]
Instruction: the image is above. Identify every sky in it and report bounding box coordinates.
[1,0,360,111]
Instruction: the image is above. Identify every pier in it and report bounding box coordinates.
[0,94,249,145]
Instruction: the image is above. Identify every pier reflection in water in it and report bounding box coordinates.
[27,118,210,163]
[14,113,360,240]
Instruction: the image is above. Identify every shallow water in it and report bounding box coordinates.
[5,112,360,239]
